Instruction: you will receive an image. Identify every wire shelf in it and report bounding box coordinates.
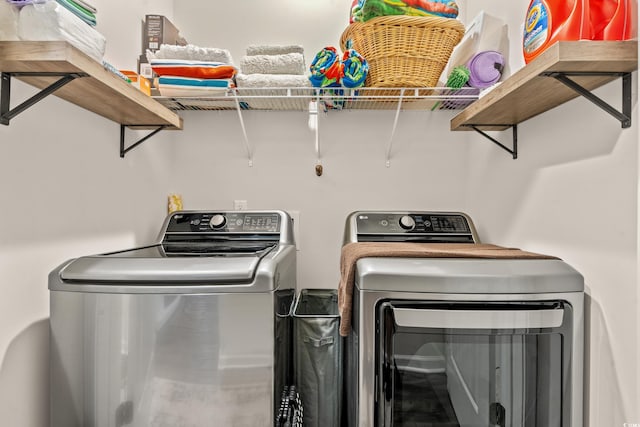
[153,86,479,112]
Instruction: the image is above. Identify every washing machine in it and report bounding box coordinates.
[49,210,297,427]
[342,211,584,427]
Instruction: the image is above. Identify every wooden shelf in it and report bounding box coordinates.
[451,41,638,132]
[0,41,183,130]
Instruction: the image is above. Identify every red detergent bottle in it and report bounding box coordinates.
[523,0,592,63]
[590,0,637,40]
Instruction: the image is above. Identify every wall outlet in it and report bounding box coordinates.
[289,210,300,250]
[234,200,248,210]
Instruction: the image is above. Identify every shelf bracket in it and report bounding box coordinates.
[1,71,88,125]
[541,71,632,128]
[386,88,405,167]
[309,97,322,176]
[233,95,253,166]
[467,124,518,159]
[120,125,168,158]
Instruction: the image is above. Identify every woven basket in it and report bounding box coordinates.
[340,15,465,88]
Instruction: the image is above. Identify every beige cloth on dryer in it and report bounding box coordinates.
[337,242,558,337]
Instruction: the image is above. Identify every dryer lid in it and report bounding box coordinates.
[355,258,584,294]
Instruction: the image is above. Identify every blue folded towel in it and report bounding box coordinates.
[158,76,233,88]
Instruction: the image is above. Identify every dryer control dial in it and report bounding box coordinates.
[209,214,227,229]
[399,215,416,230]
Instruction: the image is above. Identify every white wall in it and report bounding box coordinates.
[167,109,471,287]
[173,0,640,424]
[0,1,175,425]
[0,0,637,425]
[463,1,639,425]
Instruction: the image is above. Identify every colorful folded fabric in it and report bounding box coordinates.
[309,47,343,88]
[353,0,459,22]
[158,76,234,88]
[18,2,106,62]
[150,59,237,79]
[157,85,231,98]
[466,50,505,89]
[55,0,96,26]
[73,0,96,14]
[341,44,368,88]
[157,77,235,97]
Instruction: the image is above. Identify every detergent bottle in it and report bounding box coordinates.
[523,0,591,63]
[590,0,637,40]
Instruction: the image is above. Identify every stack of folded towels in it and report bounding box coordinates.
[54,0,96,26]
[236,45,311,108]
[147,44,238,97]
[1,0,105,62]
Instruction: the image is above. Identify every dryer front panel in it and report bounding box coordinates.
[375,300,573,427]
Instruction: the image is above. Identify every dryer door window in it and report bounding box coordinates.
[376,301,573,427]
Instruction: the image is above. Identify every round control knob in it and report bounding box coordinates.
[209,214,227,229]
[399,215,416,230]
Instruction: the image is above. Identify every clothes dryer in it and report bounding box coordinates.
[49,210,296,427]
[341,211,584,427]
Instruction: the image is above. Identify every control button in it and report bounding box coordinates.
[190,219,201,226]
[209,214,227,229]
[380,220,389,227]
[236,219,244,226]
[399,215,416,230]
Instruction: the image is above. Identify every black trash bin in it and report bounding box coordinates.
[293,289,342,427]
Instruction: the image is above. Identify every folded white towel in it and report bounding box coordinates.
[0,1,20,41]
[236,73,311,109]
[246,45,304,56]
[240,53,305,75]
[236,73,311,88]
[18,2,106,62]
[147,44,234,65]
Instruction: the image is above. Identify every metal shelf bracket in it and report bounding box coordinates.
[541,71,632,128]
[467,124,518,159]
[1,71,87,125]
[386,88,405,167]
[233,95,253,166]
[120,125,168,158]
[309,97,321,176]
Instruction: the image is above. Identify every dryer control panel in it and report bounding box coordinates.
[344,211,479,244]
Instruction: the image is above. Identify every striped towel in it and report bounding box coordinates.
[158,76,234,88]
[150,59,237,80]
[56,0,96,26]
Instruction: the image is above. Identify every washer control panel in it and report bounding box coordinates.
[346,211,479,243]
[166,212,281,234]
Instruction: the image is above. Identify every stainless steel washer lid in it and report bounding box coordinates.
[355,258,584,294]
[59,246,264,283]
[51,210,297,292]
